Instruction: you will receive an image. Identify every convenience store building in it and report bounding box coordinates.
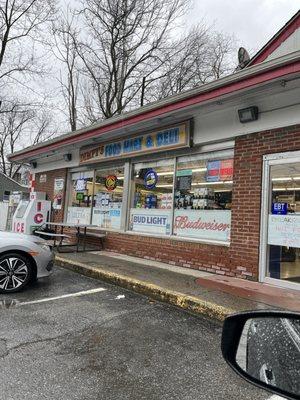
[9,11,300,290]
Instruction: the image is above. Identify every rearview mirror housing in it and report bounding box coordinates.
[221,310,300,400]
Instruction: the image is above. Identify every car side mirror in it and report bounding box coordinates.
[221,311,300,400]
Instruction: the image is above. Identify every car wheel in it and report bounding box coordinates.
[0,253,33,294]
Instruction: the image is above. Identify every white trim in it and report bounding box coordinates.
[260,149,300,289]
[264,149,300,161]
[264,277,300,291]
[259,158,270,282]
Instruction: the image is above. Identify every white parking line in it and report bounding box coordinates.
[18,288,107,306]
[267,395,286,399]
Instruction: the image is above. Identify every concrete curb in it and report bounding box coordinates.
[56,255,234,321]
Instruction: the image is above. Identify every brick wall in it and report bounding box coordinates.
[34,169,68,223]
[104,231,231,274]
[35,124,300,280]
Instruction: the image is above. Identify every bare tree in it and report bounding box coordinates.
[73,0,188,122]
[0,0,56,92]
[0,100,55,179]
[52,7,80,131]
[145,26,236,101]
[0,0,57,178]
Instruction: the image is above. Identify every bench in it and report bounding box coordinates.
[34,230,72,251]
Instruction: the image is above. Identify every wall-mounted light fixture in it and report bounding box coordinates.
[63,153,72,162]
[238,106,259,123]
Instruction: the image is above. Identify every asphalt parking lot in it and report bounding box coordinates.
[0,266,271,400]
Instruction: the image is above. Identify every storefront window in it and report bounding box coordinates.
[67,171,94,224]
[92,167,124,229]
[173,155,233,241]
[129,159,174,235]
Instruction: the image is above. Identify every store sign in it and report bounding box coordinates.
[39,174,47,183]
[206,159,233,182]
[268,214,300,248]
[76,192,84,201]
[130,209,171,235]
[79,121,190,164]
[105,175,117,191]
[174,209,231,242]
[272,202,288,215]
[144,169,158,189]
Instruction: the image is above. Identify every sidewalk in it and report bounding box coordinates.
[55,251,300,321]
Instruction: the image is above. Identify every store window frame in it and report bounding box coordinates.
[66,162,128,230]
[126,149,233,245]
[260,150,300,291]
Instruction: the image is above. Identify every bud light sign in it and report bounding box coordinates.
[130,209,172,235]
[272,202,288,215]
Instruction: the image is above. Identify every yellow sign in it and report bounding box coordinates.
[80,121,191,164]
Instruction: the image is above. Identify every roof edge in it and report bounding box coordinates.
[248,10,300,67]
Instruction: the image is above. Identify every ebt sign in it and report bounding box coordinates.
[130,209,172,235]
[174,209,231,242]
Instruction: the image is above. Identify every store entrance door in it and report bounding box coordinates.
[260,152,300,290]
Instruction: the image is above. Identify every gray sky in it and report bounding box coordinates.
[186,1,299,55]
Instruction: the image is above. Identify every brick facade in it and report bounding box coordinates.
[34,168,68,223]
[36,124,300,281]
[103,124,300,280]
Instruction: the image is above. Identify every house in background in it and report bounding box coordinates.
[0,172,29,202]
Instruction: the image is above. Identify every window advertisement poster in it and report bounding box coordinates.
[76,179,87,192]
[67,207,91,224]
[53,178,64,210]
[268,214,300,248]
[173,209,231,242]
[206,161,221,182]
[92,207,121,229]
[206,159,233,182]
[176,169,192,191]
[220,159,234,181]
[129,208,172,235]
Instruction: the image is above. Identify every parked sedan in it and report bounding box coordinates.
[0,231,53,293]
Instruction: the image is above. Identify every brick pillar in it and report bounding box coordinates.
[229,124,300,280]
[34,169,68,223]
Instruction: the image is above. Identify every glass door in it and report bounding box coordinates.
[261,154,300,289]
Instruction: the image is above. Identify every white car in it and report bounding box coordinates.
[0,231,53,294]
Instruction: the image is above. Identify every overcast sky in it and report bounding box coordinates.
[186,1,299,56]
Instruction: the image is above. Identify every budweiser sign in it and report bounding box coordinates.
[175,216,230,232]
[173,210,231,242]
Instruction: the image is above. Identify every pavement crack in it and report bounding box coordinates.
[0,338,8,357]
[0,332,71,360]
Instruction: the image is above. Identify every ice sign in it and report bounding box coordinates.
[271,202,288,215]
